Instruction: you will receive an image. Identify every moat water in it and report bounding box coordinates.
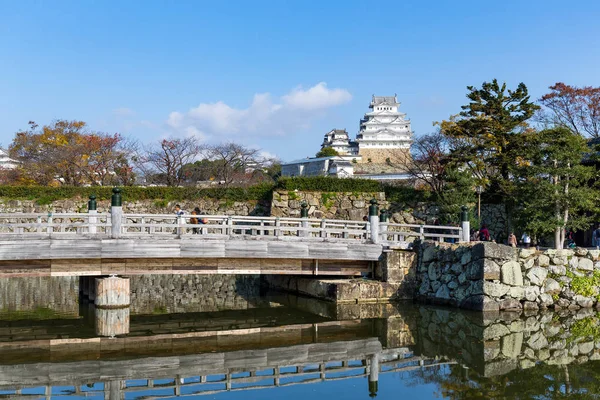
[1,276,600,399]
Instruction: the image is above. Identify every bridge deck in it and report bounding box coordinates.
[0,236,379,277]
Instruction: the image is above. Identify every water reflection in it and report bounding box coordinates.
[1,277,600,399]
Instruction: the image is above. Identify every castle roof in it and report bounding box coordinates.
[370,95,398,106]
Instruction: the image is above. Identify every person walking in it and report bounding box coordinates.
[479,225,490,241]
[190,208,199,234]
[508,232,517,247]
[521,232,531,248]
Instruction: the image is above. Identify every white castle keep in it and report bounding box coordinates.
[320,95,412,163]
[282,95,413,180]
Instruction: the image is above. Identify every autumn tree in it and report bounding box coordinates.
[139,137,203,186]
[400,131,449,195]
[206,142,262,186]
[316,147,339,157]
[9,120,131,186]
[538,82,600,138]
[440,79,540,195]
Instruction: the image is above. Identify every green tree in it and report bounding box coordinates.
[440,79,540,195]
[513,127,597,248]
[316,147,339,157]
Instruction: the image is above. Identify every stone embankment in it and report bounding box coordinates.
[417,242,600,311]
[417,306,600,376]
[130,275,261,314]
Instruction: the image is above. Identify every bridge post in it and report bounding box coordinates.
[460,205,470,243]
[379,209,388,242]
[300,202,308,237]
[95,276,130,308]
[110,188,123,239]
[95,307,130,336]
[369,199,379,244]
[368,352,379,397]
[88,195,97,234]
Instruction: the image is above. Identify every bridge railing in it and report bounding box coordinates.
[122,214,370,240]
[0,212,111,234]
[380,222,462,244]
[0,212,462,244]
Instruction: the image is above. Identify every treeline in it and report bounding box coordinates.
[0,177,387,204]
[399,81,600,247]
[3,122,281,188]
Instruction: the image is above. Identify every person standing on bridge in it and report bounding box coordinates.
[190,208,200,234]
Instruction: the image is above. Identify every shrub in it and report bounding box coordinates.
[276,176,381,192]
[0,184,275,204]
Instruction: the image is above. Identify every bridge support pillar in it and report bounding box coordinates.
[368,353,379,397]
[95,307,130,337]
[376,249,416,285]
[95,276,130,308]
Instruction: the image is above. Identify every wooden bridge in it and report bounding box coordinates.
[0,212,462,278]
[0,335,451,399]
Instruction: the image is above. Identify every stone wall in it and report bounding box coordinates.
[0,192,508,235]
[0,198,270,216]
[416,241,600,312]
[357,148,410,164]
[0,277,79,316]
[480,204,508,242]
[270,190,387,219]
[129,275,262,314]
[416,306,600,377]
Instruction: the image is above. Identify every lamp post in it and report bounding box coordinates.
[475,185,483,226]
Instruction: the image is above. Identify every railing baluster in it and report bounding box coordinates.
[37,216,42,234]
[275,218,281,237]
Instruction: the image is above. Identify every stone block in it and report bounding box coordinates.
[537,254,550,267]
[484,358,518,377]
[520,248,536,258]
[527,331,549,350]
[579,258,594,271]
[484,281,510,298]
[501,332,524,358]
[467,258,500,280]
[472,242,517,262]
[460,294,499,312]
[539,293,554,307]
[484,323,511,340]
[499,297,522,310]
[543,278,561,295]
[422,245,438,263]
[588,250,600,261]
[527,267,548,286]
[501,261,523,286]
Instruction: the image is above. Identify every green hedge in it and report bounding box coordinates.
[0,184,275,205]
[275,176,382,192]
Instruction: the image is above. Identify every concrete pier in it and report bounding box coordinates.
[95,276,130,308]
[95,307,130,337]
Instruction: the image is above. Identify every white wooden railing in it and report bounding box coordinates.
[380,222,462,243]
[0,213,462,244]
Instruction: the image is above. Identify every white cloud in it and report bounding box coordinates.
[165,82,352,142]
[282,82,352,110]
[167,111,184,128]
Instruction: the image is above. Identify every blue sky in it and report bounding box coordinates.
[1,0,599,161]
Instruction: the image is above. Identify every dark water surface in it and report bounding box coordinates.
[1,276,600,399]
